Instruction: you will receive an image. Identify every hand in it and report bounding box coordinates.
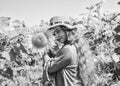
[42,54,51,67]
[43,54,50,62]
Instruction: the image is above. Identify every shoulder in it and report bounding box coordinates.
[61,44,76,54]
[62,45,71,52]
[57,45,72,56]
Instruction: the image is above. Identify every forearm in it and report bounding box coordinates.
[48,55,71,73]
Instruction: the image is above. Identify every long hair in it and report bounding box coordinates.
[66,25,96,86]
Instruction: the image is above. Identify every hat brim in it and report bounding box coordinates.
[47,23,77,31]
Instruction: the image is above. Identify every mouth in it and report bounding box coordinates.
[56,37,61,41]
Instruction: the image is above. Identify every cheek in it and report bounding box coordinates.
[61,34,67,41]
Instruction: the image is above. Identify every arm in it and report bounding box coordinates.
[48,47,72,73]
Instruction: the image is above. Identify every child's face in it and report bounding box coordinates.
[54,26,67,43]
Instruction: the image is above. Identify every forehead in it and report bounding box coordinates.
[54,26,63,32]
[54,26,61,30]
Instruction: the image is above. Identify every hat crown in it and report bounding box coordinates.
[50,16,74,26]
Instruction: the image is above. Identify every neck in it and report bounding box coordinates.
[64,40,72,45]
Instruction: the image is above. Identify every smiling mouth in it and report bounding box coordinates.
[56,37,61,41]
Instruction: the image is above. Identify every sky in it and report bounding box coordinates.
[0,0,120,26]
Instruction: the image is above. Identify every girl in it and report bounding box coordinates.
[43,16,83,86]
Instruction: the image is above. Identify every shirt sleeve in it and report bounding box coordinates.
[48,46,72,73]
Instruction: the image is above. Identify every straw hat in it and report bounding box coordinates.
[48,16,77,31]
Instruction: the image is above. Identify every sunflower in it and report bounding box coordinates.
[26,26,56,55]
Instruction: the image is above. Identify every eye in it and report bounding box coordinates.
[53,33,55,36]
[56,28,62,33]
[54,29,60,35]
[56,30,61,33]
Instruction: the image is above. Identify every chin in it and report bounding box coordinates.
[59,40,65,43]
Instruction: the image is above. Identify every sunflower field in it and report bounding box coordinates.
[0,1,120,86]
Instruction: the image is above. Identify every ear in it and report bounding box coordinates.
[70,28,77,36]
[66,31,74,42]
